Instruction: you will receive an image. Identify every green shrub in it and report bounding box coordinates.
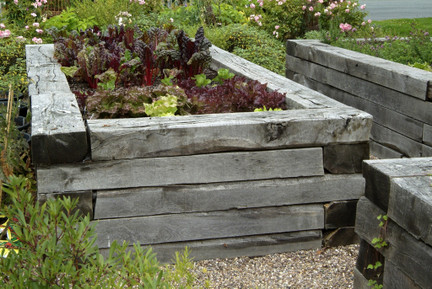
[42,7,97,32]
[202,24,285,74]
[0,175,199,288]
[0,37,29,95]
[70,0,162,28]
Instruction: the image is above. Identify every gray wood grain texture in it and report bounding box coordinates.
[424,124,432,146]
[356,197,432,289]
[88,106,372,161]
[286,54,432,125]
[289,72,424,142]
[383,260,422,289]
[363,157,432,211]
[210,46,346,109]
[99,231,322,263]
[353,267,372,289]
[31,92,88,164]
[94,174,365,219]
[26,44,70,96]
[388,176,432,247]
[370,122,425,158]
[286,40,432,101]
[37,148,324,194]
[95,204,324,248]
[369,141,404,159]
[323,143,369,174]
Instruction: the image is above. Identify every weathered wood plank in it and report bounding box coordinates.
[286,40,432,101]
[89,106,372,161]
[290,72,424,142]
[356,197,432,289]
[323,227,359,247]
[104,231,323,263]
[424,124,432,146]
[94,174,365,219]
[286,54,432,125]
[369,141,404,159]
[388,176,432,247]
[353,267,373,289]
[95,204,324,249]
[383,260,422,289]
[370,122,424,158]
[31,92,88,164]
[324,200,358,229]
[37,148,324,194]
[210,46,346,109]
[38,191,93,218]
[323,143,369,174]
[363,158,432,211]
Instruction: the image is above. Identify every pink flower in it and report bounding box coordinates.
[368,19,372,24]
[250,3,255,8]
[361,21,366,26]
[360,4,366,9]
[31,12,37,17]
[309,6,314,11]
[0,23,5,29]
[339,23,352,32]
[318,0,324,3]
[259,2,263,6]
[16,36,25,40]
[0,29,11,38]
[275,25,280,29]
[139,0,145,4]
[25,25,29,29]
[36,28,43,34]
[314,12,321,17]
[33,22,40,27]
[13,0,18,4]
[32,37,43,44]
[302,5,306,10]
[345,9,350,13]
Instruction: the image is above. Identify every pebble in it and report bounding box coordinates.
[191,244,359,288]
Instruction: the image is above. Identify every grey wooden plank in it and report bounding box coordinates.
[38,191,93,219]
[37,148,324,194]
[369,141,403,159]
[286,54,432,125]
[323,143,369,174]
[210,46,346,109]
[286,40,432,101]
[95,204,324,249]
[371,122,424,157]
[388,176,432,247]
[353,267,373,289]
[26,44,57,66]
[291,72,424,142]
[323,227,359,247]
[424,124,432,146]
[31,92,88,164]
[99,231,322,263]
[89,106,372,161]
[383,260,422,289]
[94,174,365,219]
[363,157,432,211]
[356,197,432,289]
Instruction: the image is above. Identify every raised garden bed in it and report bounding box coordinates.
[27,43,372,262]
[286,39,432,159]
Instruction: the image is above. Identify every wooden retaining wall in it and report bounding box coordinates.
[354,158,432,289]
[28,44,372,262]
[285,39,432,159]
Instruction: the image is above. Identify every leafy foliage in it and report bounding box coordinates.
[0,37,29,96]
[52,25,212,89]
[178,75,286,114]
[42,7,97,32]
[0,175,199,288]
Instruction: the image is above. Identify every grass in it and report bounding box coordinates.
[373,17,432,37]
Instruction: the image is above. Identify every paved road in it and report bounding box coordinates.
[361,0,432,20]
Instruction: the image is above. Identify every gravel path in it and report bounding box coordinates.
[192,244,359,288]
